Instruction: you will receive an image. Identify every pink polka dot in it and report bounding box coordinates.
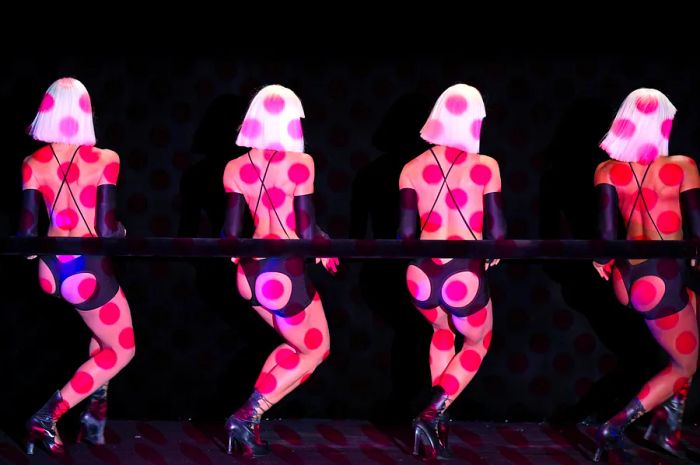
[103,162,120,184]
[631,280,658,307]
[422,119,444,140]
[38,93,54,112]
[446,188,467,209]
[445,281,467,301]
[655,313,679,330]
[119,327,135,349]
[240,118,262,138]
[421,212,442,233]
[636,95,659,114]
[661,119,673,139]
[59,117,79,137]
[39,186,55,205]
[445,95,468,115]
[445,147,466,164]
[95,348,117,369]
[637,144,659,164]
[262,279,284,300]
[304,328,323,350]
[469,211,484,233]
[610,164,632,185]
[240,163,260,184]
[256,372,277,394]
[80,185,96,208]
[674,377,690,394]
[56,209,79,230]
[70,371,94,394]
[39,278,53,293]
[22,164,32,183]
[641,188,658,210]
[422,164,442,184]
[460,350,482,372]
[57,162,80,183]
[78,277,97,300]
[286,310,306,326]
[483,330,492,350]
[611,119,636,138]
[79,146,99,163]
[639,383,651,400]
[275,348,300,370]
[261,187,286,209]
[34,147,53,163]
[433,329,455,351]
[288,119,303,139]
[99,303,121,325]
[422,308,438,323]
[285,212,296,230]
[264,94,286,114]
[470,164,492,185]
[467,307,487,327]
[660,164,683,186]
[299,372,313,384]
[439,373,460,396]
[657,211,681,234]
[471,119,482,140]
[407,280,419,298]
[676,331,697,354]
[79,93,92,113]
[264,150,285,163]
[288,163,310,184]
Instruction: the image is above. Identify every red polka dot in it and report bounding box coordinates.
[660,164,683,186]
[448,235,465,240]
[445,95,468,115]
[432,329,455,351]
[446,188,468,209]
[288,119,303,139]
[22,164,33,183]
[422,308,438,323]
[38,93,54,112]
[467,307,487,327]
[420,212,442,233]
[39,186,55,205]
[640,188,658,210]
[655,313,679,330]
[631,280,658,307]
[657,211,681,234]
[661,119,673,139]
[34,147,53,163]
[262,279,284,300]
[78,277,97,299]
[445,147,466,164]
[287,310,306,326]
[95,348,117,369]
[470,164,492,185]
[407,280,419,298]
[638,144,659,164]
[80,186,96,208]
[674,377,690,394]
[304,328,323,350]
[469,211,484,233]
[422,119,444,140]
[240,163,260,184]
[445,281,467,301]
[611,118,636,138]
[439,374,460,396]
[55,209,79,230]
[70,371,94,394]
[422,165,442,184]
[79,146,99,162]
[638,383,651,400]
[275,348,300,369]
[471,119,482,140]
[256,372,277,394]
[285,212,296,230]
[59,117,79,137]
[675,331,697,354]
[299,372,313,384]
[57,162,80,183]
[264,150,285,163]
[262,187,286,209]
[99,303,121,325]
[39,278,53,293]
[460,350,482,372]
[264,95,286,114]
[119,327,135,349]
[79,93,92,113]
[103,162,120,184]
[610,164,632,185]
[240,118,262,138]
[483,330,492,350]
[288,163,310,184]
[636,95,659,114]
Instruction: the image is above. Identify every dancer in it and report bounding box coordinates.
[398,83,506,459]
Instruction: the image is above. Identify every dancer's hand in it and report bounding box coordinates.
[485,259,500,269]
[26,255,37,260]
[231,257,239,264]
[316,257,339,274]
[593,261,612,280]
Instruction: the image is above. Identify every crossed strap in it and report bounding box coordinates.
[625,162,663,240]
[48,144,95,237]
[247,151,291,239]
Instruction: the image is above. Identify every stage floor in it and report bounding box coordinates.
[2,419,699,464]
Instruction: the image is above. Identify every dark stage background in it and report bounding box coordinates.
[2,51,700,431]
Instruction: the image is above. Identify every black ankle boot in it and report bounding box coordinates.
[77,383,108,445]
[593,398,645,463]
[26,391,69,456]
[225,390,272,457]
[413,386,452,460]
[644,382,690,458]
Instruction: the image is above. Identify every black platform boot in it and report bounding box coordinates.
[413,386,452,460]
[26,391,69,456]
[225,390,272,457]
[644,381,690,459]
[77,383,108,445]
[592,398,645,463]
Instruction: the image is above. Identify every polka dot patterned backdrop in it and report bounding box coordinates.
[2,54,700,423]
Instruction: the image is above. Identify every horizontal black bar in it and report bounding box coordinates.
[0,238,699,259]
